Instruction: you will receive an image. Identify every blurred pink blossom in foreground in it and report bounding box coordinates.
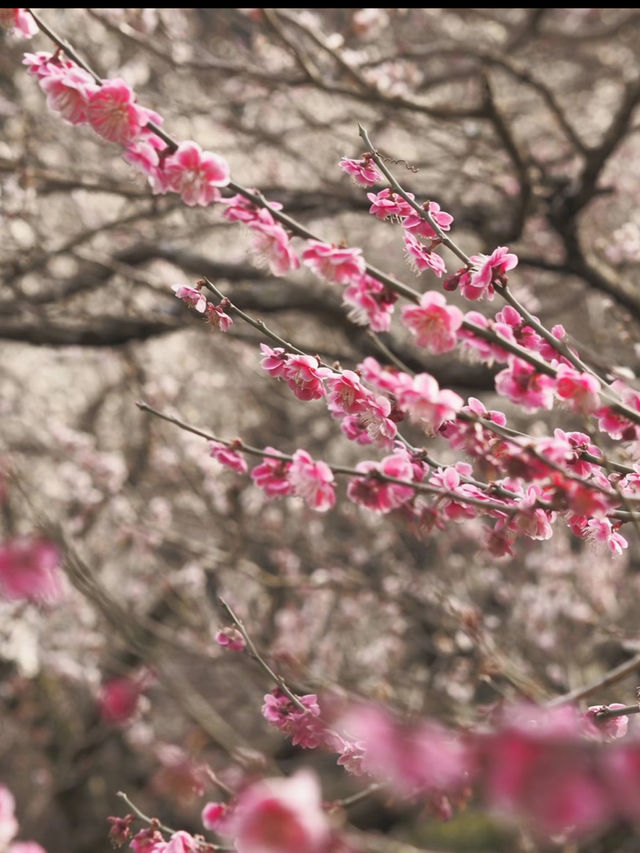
[0,537,64,604]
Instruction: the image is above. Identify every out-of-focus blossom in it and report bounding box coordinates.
[98,675,144,724]
[230,770,332,853]
[0,785,18,846]
[202,801,232,833]
[582,705,629,741]
[0,537,64,605]
[340,704,469,797]
[215,626,247,652]
[1,8,37,37]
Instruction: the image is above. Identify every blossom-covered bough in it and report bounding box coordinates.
[7,7,640,851]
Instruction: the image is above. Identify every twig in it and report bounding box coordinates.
[218,597,307,712]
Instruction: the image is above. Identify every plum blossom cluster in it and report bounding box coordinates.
[111,771,345,853]
[444,246,519,301]
[367,188,452,278]
[22,14,640,847]
[172,285,233,330]
[301,241,398,331]
[258,693,639,841]
[206,344,631,553]
[209,443,336,513]
[23,52,230,206]
[0,784,46,853]
[339,154,383,186]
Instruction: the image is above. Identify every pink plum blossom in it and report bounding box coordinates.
[172,284,207,313]
[479,706,612,838]
[367,187,414,220]
[555,364,601,413]
[222,194,282,225]
[585,517,628,554]
[395,373,464,435]
[358,357,413,396]
[402,200,454,239]
[346,393,398,447]
[202,801,232,833]
[326,370,369,415]
[339,155,383,186]
[22,51,72,78]
[98,675,144,724]
[259,343,288,379]
[403,233,446,276]
[493,305,544,353]
[289,449,336,511]
[582,705,629,741]
[302,241,366,285]
[129,827,166,853]
[123,132,170,192]
[163,141,230,206]
[40,66,97,125]
[464,246,518,300]
[87,78,150,145]
[283,355,331,401]
[165,832,197,853]
[230,770,331,853]
[341,704,469,797]
[0,537,64,604]
[458,310,511,364]
[1,8,37,37]
[343,273,397,332]
[0,785,18,846]
[209,441,248,474]
[215,626,246,652]
[401,291,463,353]
[262,689,330,749]
[261,346,330,400]
[205,299,233,331]
[249,220,300,276]
[10,844,48,853]
[107,815,134,846]
[347,453,415,513]
[494,358,556,411]
[251,450,294,498]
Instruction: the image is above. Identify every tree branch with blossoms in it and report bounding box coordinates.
[9,8,640,853]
